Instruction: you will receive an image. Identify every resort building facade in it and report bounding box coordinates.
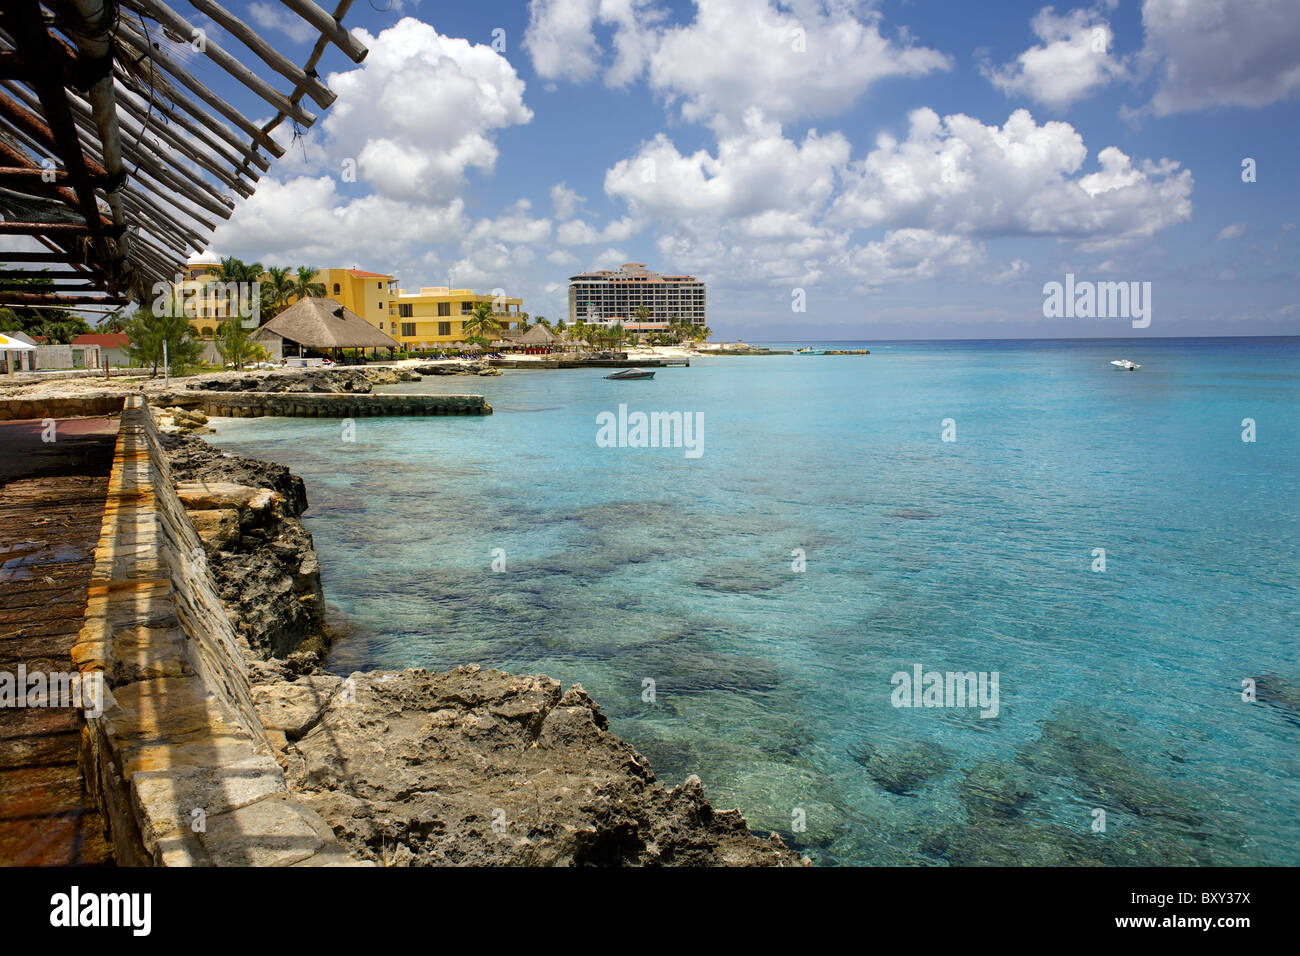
[568,263,706,330]
[172,256,526,349]
[387,286,525,349]
[316,268,397,332]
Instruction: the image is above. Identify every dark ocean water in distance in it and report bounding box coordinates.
[206,336,1300,865]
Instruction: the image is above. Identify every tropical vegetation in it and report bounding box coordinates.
[125,308,202,376]
[461,301,502,340]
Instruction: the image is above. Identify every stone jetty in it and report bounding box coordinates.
[156,390,491,418]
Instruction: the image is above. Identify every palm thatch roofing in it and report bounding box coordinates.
[254,297,398,349]
[0,1,367,309]
[518,323,559,345]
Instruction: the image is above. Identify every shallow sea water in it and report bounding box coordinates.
[207,338,1300,865]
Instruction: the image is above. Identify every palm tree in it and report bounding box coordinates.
[126,308,201,377]
[213,256,264,324]
[461,301,502,340]
[263,266,296,316]
[214,317,261,370]
[216,256,263,285]
[293,266,326,302]
[33,317,91,343]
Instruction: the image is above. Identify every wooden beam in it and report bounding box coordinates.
[115,22,287,158]
[0,279,102,291]
[0,292,130,305]
[0,221,96,234]
[277,0,368,64]
[0,268,86,278]
[120,0,316,127]
[113,73,270,174]
[0,251,81,263]
[184,0,336,109]
[2,2,110,256]
[101,90,256,197]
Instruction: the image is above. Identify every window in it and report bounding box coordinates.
[401,322,416,337]
[461,301,473,313]
[399,304,412,318]
[378,302,383,310]
[333,283,340,294]
[438,321,451,336]
[437,302,450,316]
[378,282,383,289]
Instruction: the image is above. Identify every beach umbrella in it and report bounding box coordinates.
[0,333,36,374]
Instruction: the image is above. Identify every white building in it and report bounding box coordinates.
[568,263,706,330]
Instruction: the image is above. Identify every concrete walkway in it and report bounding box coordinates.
[0,416,118,865]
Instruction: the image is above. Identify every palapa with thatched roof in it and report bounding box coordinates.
[518,324,559,346]
[495,323,560,351]
[254,296,397,358]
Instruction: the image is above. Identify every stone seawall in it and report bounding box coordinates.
[73,396,360,866]
[0,393,126,421]
[156,390,490,418]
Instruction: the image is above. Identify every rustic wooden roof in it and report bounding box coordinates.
[253,296,398,349]
[0,0,366,310]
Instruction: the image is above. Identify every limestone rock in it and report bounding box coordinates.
[252,675,342,739]
[187,508,240,549]
[284,667,808,866]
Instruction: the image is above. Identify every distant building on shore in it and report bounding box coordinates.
[568,263,705,330]
[388,286,525,350]
[176,260,398,336]
[172,256,526,350]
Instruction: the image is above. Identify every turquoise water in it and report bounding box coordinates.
[207,338,1300,865]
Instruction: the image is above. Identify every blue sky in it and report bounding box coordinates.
[198,0,1299,339]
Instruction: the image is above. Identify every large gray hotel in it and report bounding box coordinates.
[567,262,706,330]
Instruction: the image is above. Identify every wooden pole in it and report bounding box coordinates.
[184,0,336,108]
[121,0,317,127]
[277,0,368,63]
[115,22,287,158]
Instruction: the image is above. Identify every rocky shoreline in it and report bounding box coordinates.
[161,425,807,866]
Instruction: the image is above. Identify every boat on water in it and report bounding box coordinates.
[1110,359,1142,371]
[605,368,656,380]
[796,347,825,354]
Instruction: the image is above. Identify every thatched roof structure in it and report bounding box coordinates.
[0,1,367,309]
[518,323,559,345]
[254,297,397,350]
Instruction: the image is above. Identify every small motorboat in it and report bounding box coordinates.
[1110,359,1141,371]
[796,347,824,354]
[605,368,656,380]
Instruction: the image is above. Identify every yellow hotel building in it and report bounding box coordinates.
[316,268,396,330]
[387,286,525,349]
[176,256,525,348]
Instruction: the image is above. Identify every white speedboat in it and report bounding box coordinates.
[1110,359,1141,371]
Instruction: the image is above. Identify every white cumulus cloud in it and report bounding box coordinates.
[524,0,949,127]
[985,7,1127,107]
[829,108,1193,244]
[320,18,532,202]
